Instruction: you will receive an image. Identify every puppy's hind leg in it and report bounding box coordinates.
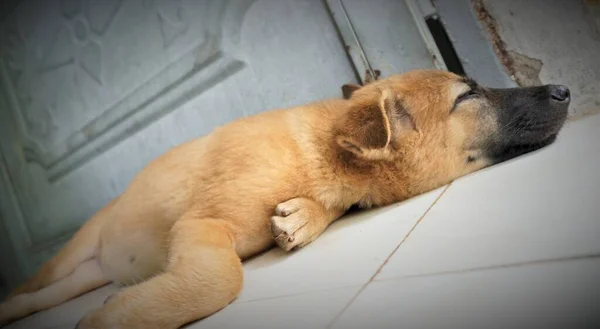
[7,198,117,299]
[0,259,109,325]
[76,217,243,329]
[0,198,117,325]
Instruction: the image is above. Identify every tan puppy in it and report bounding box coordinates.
[0,70,570,328]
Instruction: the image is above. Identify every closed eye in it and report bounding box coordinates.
[451,89,480,112]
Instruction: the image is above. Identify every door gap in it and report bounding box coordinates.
[425,15,465,75]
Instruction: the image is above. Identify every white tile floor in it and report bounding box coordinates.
[6,113,600,329]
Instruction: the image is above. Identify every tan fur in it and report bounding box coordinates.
[0,70,515,328]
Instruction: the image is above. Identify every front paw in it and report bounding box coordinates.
[270,199,320,251]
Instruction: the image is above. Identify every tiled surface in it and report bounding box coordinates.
[187,286,360,329]
[236,189,444,302]
[333,258,600,329]
[376,114,600,280]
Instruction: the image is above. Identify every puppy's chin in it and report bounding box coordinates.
[491,133,557,164]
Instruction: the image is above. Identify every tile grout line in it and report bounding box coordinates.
[234,283,364,305]
[374,253,600,283]
[325,183,453,329]
[367,184,453,281]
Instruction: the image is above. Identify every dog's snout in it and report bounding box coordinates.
[549,85,570,102]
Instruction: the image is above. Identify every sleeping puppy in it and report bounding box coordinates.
[0,70,570,328]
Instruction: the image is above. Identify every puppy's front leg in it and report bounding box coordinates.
[270,197,346,251]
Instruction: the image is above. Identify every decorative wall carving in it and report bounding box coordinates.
[0,0,250,182]
[0,0,254,255]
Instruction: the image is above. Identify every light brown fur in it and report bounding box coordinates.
[0,70,565,328]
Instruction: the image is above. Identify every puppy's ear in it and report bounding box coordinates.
[337,89,415,160]
[341,83,362,99]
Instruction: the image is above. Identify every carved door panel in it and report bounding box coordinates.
[0,0,440,288]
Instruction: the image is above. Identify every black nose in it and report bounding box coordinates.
[549,85,570,102]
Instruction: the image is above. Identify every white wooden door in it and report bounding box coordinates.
[0,0,441,293]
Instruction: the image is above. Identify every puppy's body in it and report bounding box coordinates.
[101,100,361,282]
[0,70,570,329]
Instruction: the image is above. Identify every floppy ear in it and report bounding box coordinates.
[337,89,415,160]
[341,84,362,99]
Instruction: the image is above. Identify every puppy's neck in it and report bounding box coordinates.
[338,154,411,209]
[301,100,410,210]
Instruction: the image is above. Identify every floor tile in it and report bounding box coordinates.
[377,114,600,280]
[188,286,360,329]
[237,188,444,302]
[333,258,600,329]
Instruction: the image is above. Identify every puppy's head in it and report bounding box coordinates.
[337,69,569,197]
